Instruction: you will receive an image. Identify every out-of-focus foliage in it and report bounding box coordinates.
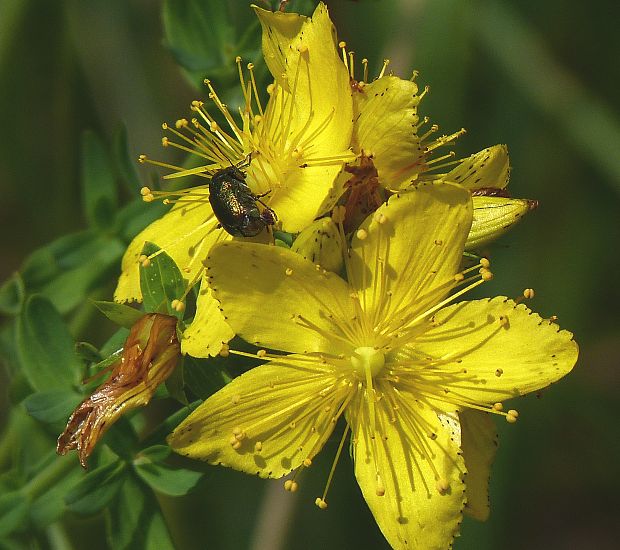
[0,0,618,549]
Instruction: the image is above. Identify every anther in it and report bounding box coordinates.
[436,478,450,495]
[254,441,263,453]
[161,137,169,147]
[480,258,491,268]
[506,409,519,423]
[235,56,241,63]
[256,349,267,358]
[266,83,275,95]
[454,273,465,282]
[493,402,504,411]
[285,267,293,276]
[338,41,346,49]
[175,118,188,128]
[171,299,185,312]
[373,212,387,224]
[219,344,230,357]
[284,479,298,492]
[303,458,312,467]
[140,186,151,196]
[481,268,493,281]
[247,62,254,70]
[140,256,151,268]
[523,288,535,299]
[356,229,368,241]
[495,368,504,377]
[499,315,509,327]
[138,154,147,163]
[297,44,308,54]
[315,498,328,510]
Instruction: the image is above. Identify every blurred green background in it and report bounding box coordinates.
[0,0,618,549]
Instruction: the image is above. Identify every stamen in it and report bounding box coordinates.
[315,423,350,511]
[378,59,390,79]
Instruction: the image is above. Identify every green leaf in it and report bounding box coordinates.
[139,242,186,318]
[18,231,125,314]
[183,355,231,399]
[22,390,83,425]
[100,327,130,357]
[102,418,139,462]
[135,445,171,464]
[0,273,25,316]
[0,491,29,537]
[75,341,104,363]
[106,474,174,550]
[162,0,262,90]
[93,300,144,329]
[81,130,118,230]
[165,359,187,405]
[65,460,127,516]
[16,295,82,391]
[29,464,82,528]
[113,123,142,193]
[134,462,203,497]
[140,402,200,448]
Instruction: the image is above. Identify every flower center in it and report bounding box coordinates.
[350,346,385,379]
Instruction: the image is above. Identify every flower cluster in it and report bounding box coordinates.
[109,3,577,549]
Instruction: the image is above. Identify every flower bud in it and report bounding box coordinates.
[466,196,538,251]
[446,144,510,190]
[291,217,344,273]
[57,314,180,467]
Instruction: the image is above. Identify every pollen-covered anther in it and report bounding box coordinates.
[436,478,450,495]
[356,229,368,241]
[315,498,328,510]
[210,121,219,132]
[499,315,509,327]
[284,479,299,492]
[254,441,263,453]
[434,239,443,245]
[266,83,275,95]
[139,255,151,268]
[493,402,504,412]
[171,299,185,313]
[138,154,147,163]
[480,258,491,269]
[373,211,387,224]
[175,118,188,129]
[523,288,535,299]
[495,368,504,377]
[285,267,294,276]
[453,273,465,282]
[506,409,519,423]
[303,458,312,467]
[219,344,230,358]
[297,44,308,54]
[480,268,493,281]
[161,137,169,147]
[256,349,267,358]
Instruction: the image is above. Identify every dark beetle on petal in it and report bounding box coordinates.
[209,162,277,237]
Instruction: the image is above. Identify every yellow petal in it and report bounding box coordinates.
[348,386,465,550]
[169,357,343,478]
[181,276,234,357]
[414,297,579,404]
[252,3,353,231]
[349,183,472,329]
[352,76,422,190]
[466,196,538,250]
[459,410,498,521]
[114,191,225,303]
[206,242,355,356]
[445,144,510,190]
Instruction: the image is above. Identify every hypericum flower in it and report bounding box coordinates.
[57,314,180,467]
[114,2,353,356]
[334,42,536,248]
[168,184,578,549]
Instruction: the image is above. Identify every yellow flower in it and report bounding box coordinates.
[337,44,536,248]
[168,184,578,549]
[114,2,353,356]
[57,314,180,467]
